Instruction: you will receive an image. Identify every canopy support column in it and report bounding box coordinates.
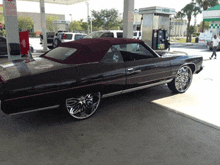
[40,0,47,51]
[123,0,134,38]
[3,0,21,61]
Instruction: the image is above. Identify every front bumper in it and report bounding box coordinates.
[195,66,203,74]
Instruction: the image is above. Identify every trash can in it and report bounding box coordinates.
[9,43,21,55]
[195,37,199,43]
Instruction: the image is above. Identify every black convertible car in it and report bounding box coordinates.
[0,38,203,119]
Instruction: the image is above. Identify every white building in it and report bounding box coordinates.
[170,18,187,37]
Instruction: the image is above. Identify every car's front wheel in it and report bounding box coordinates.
[168,65,193,93]
[65,92,101,119]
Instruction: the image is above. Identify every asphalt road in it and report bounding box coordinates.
[0,42,220,165]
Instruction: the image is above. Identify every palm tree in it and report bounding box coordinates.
[181,2,201,42]
[193,5,202,26]
[193,0,219,32]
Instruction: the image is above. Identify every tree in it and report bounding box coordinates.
[189,26,195,41]
[69,20,82,32]
[174,11,185,19]
[194,0,219,32]
[91,8,121,30]
[198,21,209,31]
[181,2,201,42]
[81,21,89,32]
[46,16,58,31]
[18,15,34,31]
[0,15,4,23]
[193,4,202,26]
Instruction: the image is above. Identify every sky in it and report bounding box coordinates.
[0,0,203,25]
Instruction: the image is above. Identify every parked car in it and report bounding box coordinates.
[0,38,203,120]
[84,30,123,39]
[52,32,87,48]
[133,31,142,40]
[40,31,56,49]
[0,36,34,56]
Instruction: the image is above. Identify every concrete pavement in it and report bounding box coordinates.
[0,41,220,164]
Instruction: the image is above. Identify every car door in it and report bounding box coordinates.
[75,46,126,97]
[119,43,172,89]
[0,37,7,55]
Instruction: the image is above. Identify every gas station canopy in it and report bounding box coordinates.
[18,0,88,5]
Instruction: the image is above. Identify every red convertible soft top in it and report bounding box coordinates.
[55,38,144,64]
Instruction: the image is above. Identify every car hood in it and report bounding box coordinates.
[0,57,68,81]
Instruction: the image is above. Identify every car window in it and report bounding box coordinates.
[58,34,63,39]
[84,32,103,38]
[100,46,123,63]
[117,32,123,38]
[113,43,155,62]
[65,34,73,40]
[44,47,77,61]
[74,34,84,40]
[101,33,114,38]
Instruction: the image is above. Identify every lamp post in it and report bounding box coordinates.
[69,14,72,22]
[86,2,89,34]
[90,16,93,33]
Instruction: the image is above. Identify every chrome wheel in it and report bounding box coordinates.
[168,66,193,93]
[66,92,101,119]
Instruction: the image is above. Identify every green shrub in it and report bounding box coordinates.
[29,32,36,37]
[193,32,200,37]
[0,30,6,37]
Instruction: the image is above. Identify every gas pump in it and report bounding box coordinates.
[152,29,167,50]
[139,6,175,50]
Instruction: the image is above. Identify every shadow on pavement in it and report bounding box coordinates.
[0,85,220,164]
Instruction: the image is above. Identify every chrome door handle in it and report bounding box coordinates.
[127,68,134,71]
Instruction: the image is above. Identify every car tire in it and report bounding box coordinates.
[48,46,53,49]
[167,65,193,93]
[65,92,101,119]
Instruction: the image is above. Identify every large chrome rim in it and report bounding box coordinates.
[66,92,101,119]
[174,66,192,93]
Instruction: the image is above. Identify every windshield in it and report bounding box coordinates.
[43,47,77,61]
[84,32,104,38]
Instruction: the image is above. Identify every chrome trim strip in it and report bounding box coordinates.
[122,79,173,94]
[102,91,122,98]
[102,79,173,98]
[9,105,60,115]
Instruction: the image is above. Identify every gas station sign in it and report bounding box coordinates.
[4,0,17,16]
[19,31,30,55]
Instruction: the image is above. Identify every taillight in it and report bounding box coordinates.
[0,75,5,84]
[62,34,66,39]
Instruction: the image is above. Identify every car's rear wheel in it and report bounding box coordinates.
[65,92,101,119]
[48,46,53,49]
[168,65,193,93]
